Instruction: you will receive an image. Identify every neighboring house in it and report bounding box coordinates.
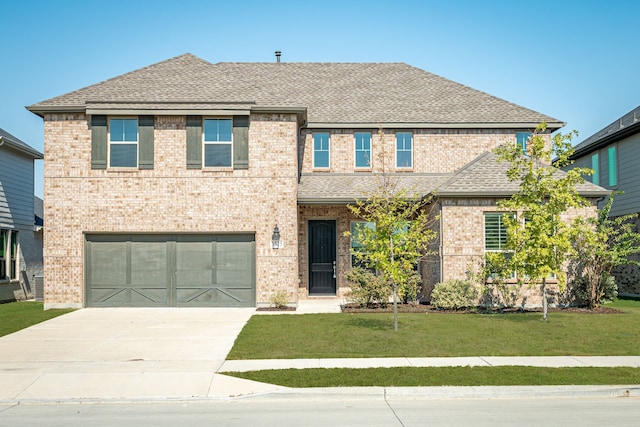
[27,53,608,309]
[0,128,44,302]
[566,105,640,296]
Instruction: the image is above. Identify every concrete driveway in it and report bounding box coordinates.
[0,307,283,401]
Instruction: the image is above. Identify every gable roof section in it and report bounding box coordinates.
[571,105,640,158]
[437,151,609,198]
[27,53,563,129]
[0,128,43,159]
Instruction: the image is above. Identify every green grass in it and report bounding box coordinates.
[227,299,640,359]
[226,366,640,387]
[0,301,74,337]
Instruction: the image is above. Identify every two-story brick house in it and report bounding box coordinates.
[27,53,607,309]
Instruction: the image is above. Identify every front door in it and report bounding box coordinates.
[308,220,337,295]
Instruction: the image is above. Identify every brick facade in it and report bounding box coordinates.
[43,113,300,308]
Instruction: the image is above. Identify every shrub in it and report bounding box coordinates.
[269,289,289,309]
[398,272,423,304]
[572,273,618,308]
[345,267,392,307]
[431,279,478,310]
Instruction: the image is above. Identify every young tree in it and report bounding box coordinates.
[493,122,591,320]
[570,191,640,308]
[346,130,438,331]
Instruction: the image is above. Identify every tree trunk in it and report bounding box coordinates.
[393,283,398,332]
[542,277,548,321]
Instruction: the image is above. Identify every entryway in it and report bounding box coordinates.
[308,220,336,295]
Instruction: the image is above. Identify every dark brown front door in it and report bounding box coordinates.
[308,220,336,295]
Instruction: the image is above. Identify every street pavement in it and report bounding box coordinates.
[0,300,639,403]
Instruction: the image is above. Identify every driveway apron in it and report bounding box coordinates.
[0,307,282,401]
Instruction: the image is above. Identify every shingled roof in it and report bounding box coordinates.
[570,105,640,158]
[0,128,43,159]
[27,53,563,129]
[299,151,609,203]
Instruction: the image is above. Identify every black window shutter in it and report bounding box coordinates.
[91,115,107,169]
[186,115,202,169]
[233,116,249,169]
[138,115,154,169]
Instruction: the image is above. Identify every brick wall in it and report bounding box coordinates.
[43,113,300,308]
[299,129,547,174]
[438,198,599,307]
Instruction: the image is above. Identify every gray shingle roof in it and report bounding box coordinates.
[436,151,609,197]
[298,173,451,204]
[28,53,562,128]
[571,105,640,158]
[299,152,609,203]
[0,128,43,159]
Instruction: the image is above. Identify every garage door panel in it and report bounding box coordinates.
[86,234,255,307]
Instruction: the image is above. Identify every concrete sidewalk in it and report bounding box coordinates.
[0,301,639,403]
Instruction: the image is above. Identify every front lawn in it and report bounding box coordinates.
[227,299,640,359]
[0,301,74,337]
[226,366,640,387]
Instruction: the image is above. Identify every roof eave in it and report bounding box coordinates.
[0,136,43,159]
[571,121,640,159]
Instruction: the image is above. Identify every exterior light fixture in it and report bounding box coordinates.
[271,225,283,249]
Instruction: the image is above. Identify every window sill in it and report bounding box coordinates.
[202,167,234,172]
[311,168,331,172]
[107,168,140,173]
[354,168,372,172]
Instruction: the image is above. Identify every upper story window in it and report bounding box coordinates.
[0,230,18,281]
[313,133,330,169]
[591,153,600,185]
[396,132,413,168]
[516,132,531,154]
[109,118,138,167]
[355,132,371,168]
[203,118,233,167]
[608,145,617,187]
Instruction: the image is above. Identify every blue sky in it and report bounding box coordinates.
[2,0,639,198]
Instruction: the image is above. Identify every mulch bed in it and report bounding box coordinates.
[340,303,623,314]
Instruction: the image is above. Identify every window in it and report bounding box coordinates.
[350,221,375,268]
[608,146,617,186]
[396,132,412,168]
[484,213,513,278]
[516,132,531,154]
[591,153,599,185]
[204,118,233,167]
[0,230,18,281]
[109,118,138,167]
[354,132,371,168]
[313,133,330,168]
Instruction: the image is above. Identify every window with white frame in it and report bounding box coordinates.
[516,132,531,154]
[313,133,330,168]
[484,212,513,278]
[204,118,233,167]
[396,132,412,168]
[354,132,371,168]
[109,118,138,167]
[0,230,18,281]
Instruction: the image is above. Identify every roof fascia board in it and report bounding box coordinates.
[86,109,251,116]
[572,121,640,158]
[0,136,43,159]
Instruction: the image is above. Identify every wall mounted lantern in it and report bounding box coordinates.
[271,225,284,249]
